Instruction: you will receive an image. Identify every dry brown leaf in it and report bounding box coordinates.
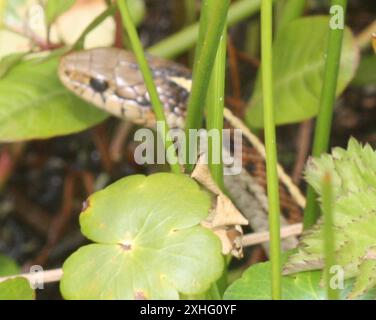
[213,194,249,227]
[191,158,248,258]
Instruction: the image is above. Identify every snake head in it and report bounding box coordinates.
[59,47,191,129]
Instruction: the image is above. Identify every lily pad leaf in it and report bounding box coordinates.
[224,255,376,300]
[0,53,108,142]
[60,173,224,300]
[246,16,359,128]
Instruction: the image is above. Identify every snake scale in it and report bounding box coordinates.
[58,47,303,253]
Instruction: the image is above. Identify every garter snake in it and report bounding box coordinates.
[58,47,303,252]
[59,48,191,129]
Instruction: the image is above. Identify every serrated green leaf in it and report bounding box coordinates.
[0,278,35,300]
[348,248,376,299]
[60,173,224,300]
[45,0,75,25]
[305,137,376,197]
[0,54,108,142]
[284,138,376,299]
[246,16,359,128]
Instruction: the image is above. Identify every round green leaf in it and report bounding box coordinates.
[60,173,224,300]
[0,55,108,142]
[246,16,359,128]
[0,278,35,300]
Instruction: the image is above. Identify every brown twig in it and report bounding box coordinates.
[236,50,260,67]
[109,121,134,162]
[0,143,26,192]
[292,120,313,184]
[227,37,242,100]
[80,170,95,195]
[114,10,124,48]
[32,171,77,266]
[92,124,114,173]
[225,96,247,118]
[12,190,52,236]
[242,223,303,247]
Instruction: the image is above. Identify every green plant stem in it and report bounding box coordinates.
[184,0,197,26]
[304,0,348,229]
[322,172,338,300]
[278,0,306,30]
[206,23,228,298]
[184,0,230,171]
[148,0,264,59]
[183,0,197,66]
[245,18,260,57]
[304,188,320,229]
[261,0,281,300]
[206,26,227,191]
[116,0,180,174]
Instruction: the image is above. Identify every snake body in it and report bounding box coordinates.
[58,47,302,252]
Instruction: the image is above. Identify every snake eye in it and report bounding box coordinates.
[89,77,109,93]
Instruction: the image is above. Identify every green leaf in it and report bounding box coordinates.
[305,138,376,198]
[283,138,376,299]
[60,173,224,300]
[127,0,146,26]
[0,52,28,78]
[224,255,376,300]
[45,0,76,25]
[0,255,20,276]
[0,54,108,142]
[352,55,376,86]
[0,278,35,300]
[246,16,359,128]
[0,255,35,300]
[349,250,376,299]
